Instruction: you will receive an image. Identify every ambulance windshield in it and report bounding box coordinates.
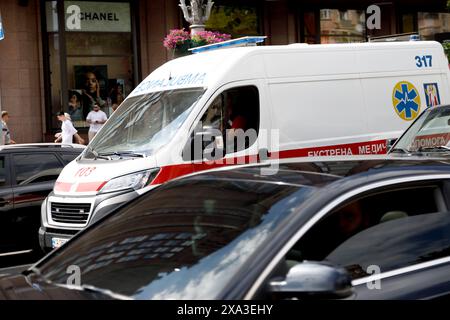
[392,106,450,153]
[84,88,205,158]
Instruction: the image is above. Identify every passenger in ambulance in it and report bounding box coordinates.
[225,93,247,132]
[224,92,251,153]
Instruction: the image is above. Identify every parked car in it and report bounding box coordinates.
[1,158,450,299]
[0,143,85,267]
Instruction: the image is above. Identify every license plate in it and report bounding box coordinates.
[52,237,69,249]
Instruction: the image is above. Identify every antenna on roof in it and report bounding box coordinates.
[189,36,267,54]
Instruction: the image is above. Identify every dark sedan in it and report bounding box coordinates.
[0,143,84,267]
[1,158,450,299]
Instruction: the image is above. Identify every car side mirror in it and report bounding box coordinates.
[267,261,353,300]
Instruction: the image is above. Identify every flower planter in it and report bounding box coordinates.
[164,29,232,59]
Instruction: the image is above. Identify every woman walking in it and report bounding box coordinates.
[55,112,78,144]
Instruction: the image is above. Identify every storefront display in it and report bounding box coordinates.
[43,0,137,130]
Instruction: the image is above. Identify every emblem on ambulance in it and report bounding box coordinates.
[423,83,441,107]
[392,81,421,121]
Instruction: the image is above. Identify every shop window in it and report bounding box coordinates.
[205,5,259,38]
[320,9,365,43]
[419,12,450,41]
[43,1,136,130]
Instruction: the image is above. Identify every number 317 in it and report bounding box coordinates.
[415,55,432,68]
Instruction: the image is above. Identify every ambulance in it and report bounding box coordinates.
[39,38,450,251]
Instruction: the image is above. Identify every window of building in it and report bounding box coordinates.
[205,5,260,38]
[43,1,138,131]
[320,9,331,21]
[319,9,366,43]
[401,13,416,34]
[419,12,450,41]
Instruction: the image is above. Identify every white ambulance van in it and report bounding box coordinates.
[39,38,450,250]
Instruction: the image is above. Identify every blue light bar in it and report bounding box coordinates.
[190,36,267,54]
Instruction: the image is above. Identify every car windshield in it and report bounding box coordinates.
[84,88,205,158]
[392,106,450,153]
[34,176,313,299]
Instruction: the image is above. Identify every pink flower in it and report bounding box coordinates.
[163,29,190,49]
[192,31,231,45]
[163,29,232,50]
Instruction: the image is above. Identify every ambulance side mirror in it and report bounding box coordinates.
[182,129,224,162]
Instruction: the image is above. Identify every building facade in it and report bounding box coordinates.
[0,0,448,143]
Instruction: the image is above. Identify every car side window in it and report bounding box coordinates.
[286,184,450,279]
[13,153,64,185]
[0,156,6,187]
[200,86,260,154]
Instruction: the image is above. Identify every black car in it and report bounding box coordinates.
[0,144,84,267]
[1,158,450,300]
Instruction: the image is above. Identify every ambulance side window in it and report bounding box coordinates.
[199,86,260,155]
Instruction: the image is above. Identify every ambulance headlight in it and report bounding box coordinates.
[99,168,159,194]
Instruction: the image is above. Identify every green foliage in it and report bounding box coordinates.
[443,41,450,62]
[205,6,259,38]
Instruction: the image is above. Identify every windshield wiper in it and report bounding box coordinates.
[99,151,146,158]
[390,147,410,154]
[83,146,111,160]
[417,145,450,152]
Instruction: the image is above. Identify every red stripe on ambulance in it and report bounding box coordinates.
[76,181,107,192]
[54,182,72,193]
[151,140,388,185]
[55,140,388,192]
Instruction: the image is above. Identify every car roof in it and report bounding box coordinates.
[0,143,85,152]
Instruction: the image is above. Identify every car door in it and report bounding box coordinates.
[266,180,450,300]
[11,152,65,251]
[0,153,15,254]
[325,208,450,299]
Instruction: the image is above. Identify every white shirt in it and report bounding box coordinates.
[86,110,108,132]
[61,119,77,144]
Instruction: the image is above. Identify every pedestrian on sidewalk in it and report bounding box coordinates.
[1,111,16,145]
[86,103,108,142]
[55,111,78,144]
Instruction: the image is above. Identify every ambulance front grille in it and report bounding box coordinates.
[51,202,91,224]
